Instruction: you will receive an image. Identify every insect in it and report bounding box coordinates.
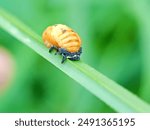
[42,24,82,63]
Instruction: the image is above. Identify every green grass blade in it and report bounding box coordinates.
[0,8,150,112]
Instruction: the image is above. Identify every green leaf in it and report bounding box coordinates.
[0,8,150,112]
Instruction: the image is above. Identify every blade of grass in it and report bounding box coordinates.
[0,8,150,112]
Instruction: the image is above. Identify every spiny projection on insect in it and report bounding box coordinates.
[42,24,82,63]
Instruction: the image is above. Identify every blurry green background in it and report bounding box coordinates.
[0,0,150,112]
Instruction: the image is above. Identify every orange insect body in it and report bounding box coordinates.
[42,24,81,53]
[42,24,82,63]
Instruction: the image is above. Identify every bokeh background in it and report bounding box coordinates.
[0,0,150,112]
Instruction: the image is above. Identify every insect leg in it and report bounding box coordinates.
[49,46,55,52]
[61,56,67,63]
[77,47,82,55]
[49,46,58,53]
